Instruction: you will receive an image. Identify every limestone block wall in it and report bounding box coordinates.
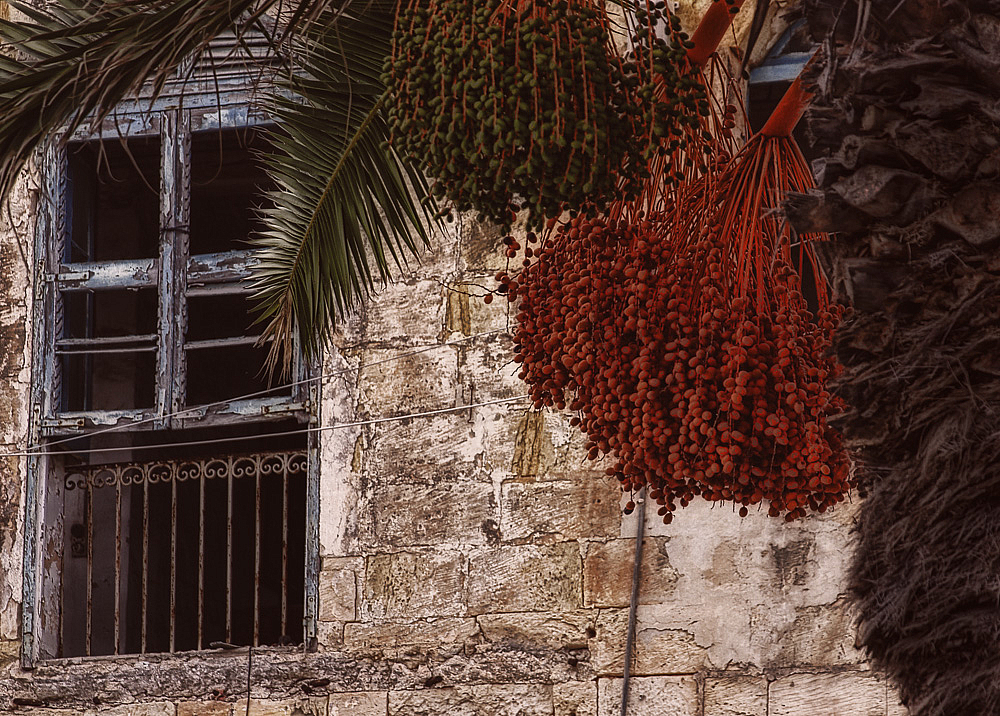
[0,207,908,714]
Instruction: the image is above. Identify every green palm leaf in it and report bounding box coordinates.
[0,0,437,375]
[251,3,435,374]
[0,0,335,198]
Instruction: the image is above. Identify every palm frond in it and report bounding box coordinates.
[0,0,335,199]
[251,3,436,374]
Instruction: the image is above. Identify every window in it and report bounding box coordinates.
[22,46,320,663]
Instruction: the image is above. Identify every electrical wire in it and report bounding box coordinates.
[6,394,530,459]
[9,327,509,456]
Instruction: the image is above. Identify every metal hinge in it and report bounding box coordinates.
[45,270,92,283]
[40,416,85,430]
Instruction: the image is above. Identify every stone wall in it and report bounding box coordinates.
[0,3,910,714]
[0,206,907,714]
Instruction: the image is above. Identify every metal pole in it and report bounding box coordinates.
[621,488,646,716]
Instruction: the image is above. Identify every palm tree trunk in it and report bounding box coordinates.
[791,1,1000,713]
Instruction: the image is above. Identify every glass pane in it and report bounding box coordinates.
[61,350,157,412]
[67,137,160,262]
[190,127,275,256]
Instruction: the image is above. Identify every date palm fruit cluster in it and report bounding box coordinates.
[501,211,849,522]
[383,0,703,230]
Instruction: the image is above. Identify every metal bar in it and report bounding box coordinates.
[86,485,93,657]
[226,466,233,644]
[281,467,288,637]
[141,479,149,654]
[115,483,121,655]
[198,471,205,651]
[621,488,647,716]
[170,475,177,653]
[254,468,261,647]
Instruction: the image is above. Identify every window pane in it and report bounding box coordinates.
[61,350,157,412]
[185,344,290,407]
[190,128,275,256]
[67,137,160,262]
[63,289,158,340]
[186,293,262,342]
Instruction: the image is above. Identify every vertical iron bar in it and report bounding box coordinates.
[253,469,261,647]
[281,467,288,637]
[226,468,233,644]
[114,482,121,655]
[85,484,93,657]
[170,475,177,653]
[198,472,205,651]
[141,479,149,654]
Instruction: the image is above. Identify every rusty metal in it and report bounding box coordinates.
[281,468,288,637]
[141,479,149,654]
[227,467,233,645]
[254,468,261,647]
[170,477,177,653]
[198,469,205,651]
[85,484,93,657]
[114,483,121,656]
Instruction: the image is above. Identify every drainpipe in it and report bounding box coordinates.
[621,488,646,716]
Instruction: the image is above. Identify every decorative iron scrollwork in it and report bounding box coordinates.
[62,451,306,491]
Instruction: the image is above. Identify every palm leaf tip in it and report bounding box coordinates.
[251,4,439,376]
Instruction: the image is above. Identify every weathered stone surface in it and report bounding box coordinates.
[501,477,621,542]
[291,696,329,716]
[366,414,484,486]
[590,609,710,675]
[583,538,678,608]
[774,599,865,666]
[93,705,177,716]
[467,543,581,614]
[178,703,230,716]
[358,347,458,417]
[363,551,465,619]
[328,691,386,716]
[554,681,597,716]
[769,672,886,716]
[344,618,479,651]
[457,337,524,402]
[319,558,361,622]
[364,279,447,345]
[247,701,290,716]
[597,676,699,716]
[388,684,553,716]
[704,676,767,716]
[477,611,593,651]
[459,212,507,273]
[369,481,495,548]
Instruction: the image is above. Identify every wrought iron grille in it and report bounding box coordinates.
[61,450,307,657]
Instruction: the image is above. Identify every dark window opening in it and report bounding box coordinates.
[58,424,306,658]
[190,127,276,256]
[67,137,160,262]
